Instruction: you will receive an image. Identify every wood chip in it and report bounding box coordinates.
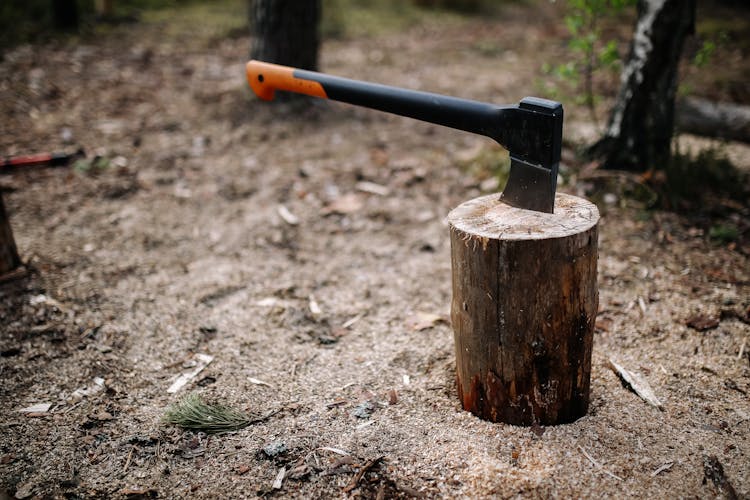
[578,446,623,481]
[256,297,282,307]
[407,311,447,331]
[322,193,363,215]
[248,377,273,388]
[277,205,299,225]
[607,358,663,410]
[341,313,365,329]
[272,466,286,490]
[18,403,52,414]
[651,461,674,477]
[318,447,350,456]
[167,353,213,394]
[355,181,390,196]
[309,295,322,316]
[388,389,398,405]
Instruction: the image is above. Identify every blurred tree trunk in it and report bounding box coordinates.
[52,0,79,31]
[588,0,695,171]
[0,193,21,275]
[250,0,320,71]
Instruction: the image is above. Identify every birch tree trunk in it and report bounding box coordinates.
[589,0,695,171]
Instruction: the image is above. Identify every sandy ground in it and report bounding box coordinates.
[1,3,749,498]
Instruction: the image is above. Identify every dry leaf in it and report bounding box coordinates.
[355,181,390,196]
[407,311,447,331]
[388,389,398,405]
[686,314,720,331]
[322,193,363,215]
[277,205,299,225]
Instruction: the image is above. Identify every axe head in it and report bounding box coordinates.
[498,97,563,214]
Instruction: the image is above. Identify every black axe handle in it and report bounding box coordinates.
[246,60,562,213]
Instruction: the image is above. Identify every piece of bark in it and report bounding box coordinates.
[448,193,599,425]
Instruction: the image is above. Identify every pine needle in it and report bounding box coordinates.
[163,393,251,434]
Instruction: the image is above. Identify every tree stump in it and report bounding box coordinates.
[448,193,599,425]
[0,192,21,275]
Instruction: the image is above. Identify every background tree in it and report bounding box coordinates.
[250,0,320,71]
[588,0,696,171]
[0,193,21,275]
[52,0,79,31]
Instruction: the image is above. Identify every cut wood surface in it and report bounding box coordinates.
[449,193,600,425]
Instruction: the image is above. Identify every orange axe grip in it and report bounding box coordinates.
[246,60,328,101]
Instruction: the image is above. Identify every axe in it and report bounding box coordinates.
[246,60,562,213]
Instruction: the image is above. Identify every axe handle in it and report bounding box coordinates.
[1,152,72,170]
[246,60,508,143]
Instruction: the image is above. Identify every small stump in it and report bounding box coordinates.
[448,193,599,425]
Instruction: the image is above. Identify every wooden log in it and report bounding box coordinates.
[676,97,750,144]
[448,193,599,425]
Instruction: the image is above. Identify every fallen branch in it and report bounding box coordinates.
[676,97,750,144]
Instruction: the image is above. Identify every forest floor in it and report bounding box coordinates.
[1,1,749,498]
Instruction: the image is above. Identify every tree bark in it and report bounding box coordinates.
[589,0,695,171]
[250,0,320,71]
[0,192,21,275]
[448,193,599,425]
[676,97,750,144]
[52,0,79,31]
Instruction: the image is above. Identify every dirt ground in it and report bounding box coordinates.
[1,2,749,498]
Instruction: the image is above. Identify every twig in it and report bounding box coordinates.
[578,446,623,481]
[317,447,350,456]
[651,461,674,477]
[342,313,365,329]
[123,446,134,471]
[343,456,384,493]
[0,266,28,284]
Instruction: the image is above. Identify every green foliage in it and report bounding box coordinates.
[545,0,636,125]
[662,146,748,211]
[708,223,739,244]
[321,0,426,39]
[0,0,65,49]
[692,31,728,68]
[457,145,512,190]
[163,393,251,434]
[74,156,110,174]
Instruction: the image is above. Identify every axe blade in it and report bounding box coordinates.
[498,97,562,214]
[499,156,558,214]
